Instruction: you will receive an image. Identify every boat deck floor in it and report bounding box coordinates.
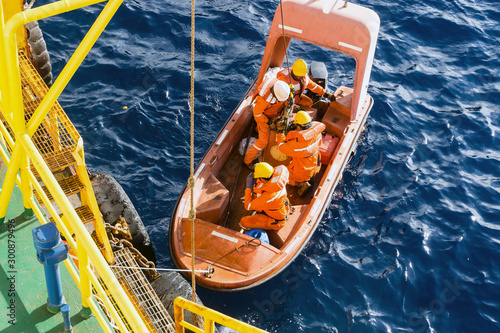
[0,160,102,332]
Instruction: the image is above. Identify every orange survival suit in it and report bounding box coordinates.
[244,77,286,165]
[240,165,289,230]
[277,121,326,186]
[277,68,326,107]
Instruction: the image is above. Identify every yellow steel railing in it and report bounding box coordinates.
[0,0,150,331]
[174,297,268,333]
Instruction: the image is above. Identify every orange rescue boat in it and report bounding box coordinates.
[169,0,380,291]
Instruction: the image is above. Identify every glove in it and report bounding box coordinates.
[293,105,301,113]
[246,173,254,189]
[268,121,277,130]
[326,92,336,102]
[276,121,286,134]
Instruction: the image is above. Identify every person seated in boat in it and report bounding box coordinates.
[277,59,336,108]
[276,111,326,196]
[240,162,289,231]
[243,79,291,170]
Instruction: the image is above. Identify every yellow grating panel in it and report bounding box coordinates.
[18,50,81,157]
[112,248,175,333]
[91,231,106,254]
[49,205,95,224]
[34,174,85,203]
[30,150,76,177]
[74,205,95,224]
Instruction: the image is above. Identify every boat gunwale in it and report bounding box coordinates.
[168,92,374,291]
[169,0,380,291]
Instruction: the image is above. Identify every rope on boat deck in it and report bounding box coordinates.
[206,238,262,274]
[108,265,210,273]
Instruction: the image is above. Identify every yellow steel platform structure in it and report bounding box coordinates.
[0,0,268,332]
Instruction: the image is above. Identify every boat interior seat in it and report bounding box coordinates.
[265,204,305,248]
[321,86,353,137]
[195,174,229,224]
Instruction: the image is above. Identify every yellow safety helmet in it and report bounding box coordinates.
[292,59,308,77]
[294,111,312,125]
[254,162,274,179]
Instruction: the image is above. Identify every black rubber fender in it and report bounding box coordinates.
[90,172,157,263]
[151,272,206,329]
[26,21,53,86]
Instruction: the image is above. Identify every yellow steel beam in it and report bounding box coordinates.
[0,143,22,222]
[73,151,114,262]
[23,0,122,137]
[0,1,16,132]
[20,153,33,214]
[1,0,26,50]
[0,0,7,114]
[19,133,149,332]
[2,0,110,134]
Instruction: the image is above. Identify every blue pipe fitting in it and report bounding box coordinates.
[32,222,69,313]
[61,304,73,332]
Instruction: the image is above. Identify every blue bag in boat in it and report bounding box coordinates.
[245,229,270,244]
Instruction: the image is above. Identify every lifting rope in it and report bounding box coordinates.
[279,0,295,132]
[188,4,205,328]
[189,0,197,305]
[279,0,293,84]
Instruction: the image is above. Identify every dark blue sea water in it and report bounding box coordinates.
[39,0,499,331]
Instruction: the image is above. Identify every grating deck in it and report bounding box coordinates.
[112,248,176,333]
[0,51,81,176]
[34,173,85,203]
[49,205,95,225]
[19,51,80,152]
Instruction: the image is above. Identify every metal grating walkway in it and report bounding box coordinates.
[34,173,85,202]
[19,50,80,153]
[0,51,81,176]
[112,248,176,333]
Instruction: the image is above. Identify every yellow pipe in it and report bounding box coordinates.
[0,143,22,221]
[0,0,9,115]
[20,153,33,213]
[78,242,91,309]
[2,28,23,135]
[19,133,148,332]
[0,138,23,195]
[25,0,123,136]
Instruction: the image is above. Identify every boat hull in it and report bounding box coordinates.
[169,84,374,291]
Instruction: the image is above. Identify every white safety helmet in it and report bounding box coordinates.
[273,80,290,102]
